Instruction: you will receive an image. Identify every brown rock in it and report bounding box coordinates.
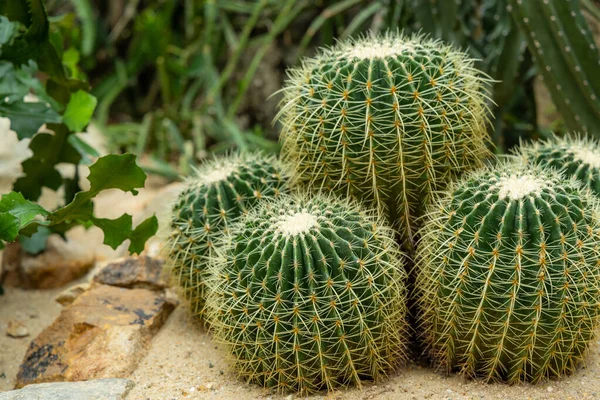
[6,320,29,338]
[93,256,167,290]
[55,283,91,306]
[15,284,175,388]
[1,236,95,289]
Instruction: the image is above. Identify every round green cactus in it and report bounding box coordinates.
[206,192,409,393]
[416,161,600,383]
[167,152,290,316]
[517,134,600,197]
[277,32,492,247]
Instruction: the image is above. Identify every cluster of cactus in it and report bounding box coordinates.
[166,31,600,394]
[277,32,492,247]
[206,192,409,393]
[416,161,600,382]
[517,134,600,198]
[167,152,290,315]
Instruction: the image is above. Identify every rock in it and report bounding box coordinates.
[93,256,167,290]
[0,378,133,400]
[55,283,91,306]
[1,236,95,289]
[15,284,176,388]
[6,320,29,338]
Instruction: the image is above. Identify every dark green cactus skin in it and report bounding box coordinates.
[206,193,408,393]
[277,33,492,249]
[518,135,600,198]
[167,152,290,316]
[509,0,600,135]
[416,162,600,383]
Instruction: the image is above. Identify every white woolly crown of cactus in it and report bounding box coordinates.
[517,134,600,198]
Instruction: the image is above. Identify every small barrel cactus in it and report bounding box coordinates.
[277,32,492,247]
[517,134,600,197]
[167,152,290,316]
[206,192,409,393]
[416,161,600,383]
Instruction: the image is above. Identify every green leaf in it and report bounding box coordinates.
[62,90,97,132]
[87,154,147,195]
[128,215,158,254]
[0,99,61,139]
[92,214,133,250]
[0,191,49,242]
[13,125,80,200]
[51,153,146,224]
[0,16,20,48]
[0,212,20,242]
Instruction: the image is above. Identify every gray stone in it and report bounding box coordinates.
[93,256,166,290]
[0,378,134,400]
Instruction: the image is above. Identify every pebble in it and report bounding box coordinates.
[547,386,554,393]
[5,320,29,338]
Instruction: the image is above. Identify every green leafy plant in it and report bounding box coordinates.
[0,154,158,254]
[167,152,291,316]
[206,191,409,393]
[41,0,386,177]
[277,32,492,248]
[517,134,600,198]
[416,161,600,382]
[0,0,157,254]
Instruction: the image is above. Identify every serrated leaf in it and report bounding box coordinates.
[0,191,49,242]
[91,214,133,250]
[128,215,158,254]
[13,124,80,200]
[0,99,61,139]
[87,154,147,195]
[62,90,97,132]
[51,154,146,223]
[0,212,20,242]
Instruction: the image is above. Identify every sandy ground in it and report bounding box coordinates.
[3,288,600,400]
[127,303,600,400]
[0,286,64,392]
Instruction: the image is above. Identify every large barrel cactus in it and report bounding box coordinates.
[416,161,600,383]
[517,134,600,197]
[206,192,409,393]
[167,152,290,316]
[277,32,492,247]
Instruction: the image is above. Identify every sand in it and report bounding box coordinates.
[126,303,600,400]
[0,286,64,392]
[2,284,600,399]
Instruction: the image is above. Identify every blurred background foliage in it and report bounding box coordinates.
[38,0,600,177]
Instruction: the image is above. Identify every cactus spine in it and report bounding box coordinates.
[206,192,409,393]
[518,134,600,198]
[277,33,492,247]
[416,161,600,383]
[167,152,290,316]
